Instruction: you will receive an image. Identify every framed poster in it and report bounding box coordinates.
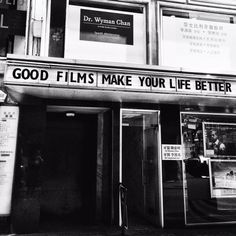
[64,2,146,64]
[203,122,236,158]
[210,159,236,198]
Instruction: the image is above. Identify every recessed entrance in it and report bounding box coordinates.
[39,106,111,232]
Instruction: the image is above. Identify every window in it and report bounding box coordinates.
[0,0,27,57]
[49,0,147,64]
[189,0,236,8]
[160,7,236,71]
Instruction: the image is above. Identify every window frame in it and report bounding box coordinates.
[44,0,150,64]
[157,1,236,70]
[0,0,29,58]
[188,0,236,10]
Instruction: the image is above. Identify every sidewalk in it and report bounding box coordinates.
[2,225,236,236]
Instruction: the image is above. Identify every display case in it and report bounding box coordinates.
[181,112,236,225]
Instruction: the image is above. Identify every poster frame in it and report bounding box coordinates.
[209,159,236,198]
[203,122,236,158]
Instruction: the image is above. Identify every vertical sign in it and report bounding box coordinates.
[0,106,19,215]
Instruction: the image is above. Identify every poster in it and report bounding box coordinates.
[80,9,133,45]
[0,106,19,215]
[210,160,236,198]
[203,122,236,158]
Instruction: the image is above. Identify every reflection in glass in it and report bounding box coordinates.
[121,110,160,227]
[181,112,236,225]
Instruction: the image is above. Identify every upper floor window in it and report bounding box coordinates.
[160,7,236,71]
[49,0,147,64]
[189,0,236,8]
[0,0,27,57]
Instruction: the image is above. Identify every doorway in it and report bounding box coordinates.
[40,106,111,232]
[121,109,162,228]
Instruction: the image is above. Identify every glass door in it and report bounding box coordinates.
[120,109,162,227]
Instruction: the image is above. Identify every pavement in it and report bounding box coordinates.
[2,225,236,236]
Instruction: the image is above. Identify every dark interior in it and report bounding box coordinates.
[40,112,97,230]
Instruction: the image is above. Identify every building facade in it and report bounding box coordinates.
[1,0,236,233]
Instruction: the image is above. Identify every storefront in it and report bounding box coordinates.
[0,54,235,233]
[2,0,236,234]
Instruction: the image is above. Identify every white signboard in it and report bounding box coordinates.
[5,65,236,97]
[0,106,19,215]
[161,16,236,71]
[162,144,182,160]
[0,90,7,102]
[189,0,236,7]
[64,4,146,64]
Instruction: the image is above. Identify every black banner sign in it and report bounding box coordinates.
[0,9,26,35]
[80,9,133,45]
[0,0,16,9]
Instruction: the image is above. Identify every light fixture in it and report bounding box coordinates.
[65,111,76,117]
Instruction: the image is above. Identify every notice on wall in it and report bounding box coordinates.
[80,9,133,45]
[0,106,19,215]
[162,145,182,161]
[161,16,236,71]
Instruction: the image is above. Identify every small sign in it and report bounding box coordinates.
[0,90,7,102]
[162,144,182,161]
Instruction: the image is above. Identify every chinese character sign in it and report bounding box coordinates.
[162,144,182,161]
[0,106,19,215]
[161,16,236,71]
